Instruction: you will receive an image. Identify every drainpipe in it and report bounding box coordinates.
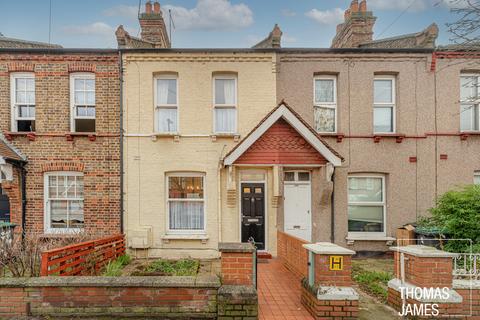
[17,161,27,241]
[330,169,335,243]
[119,50,124,234]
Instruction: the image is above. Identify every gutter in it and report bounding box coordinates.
[119,51,124,234]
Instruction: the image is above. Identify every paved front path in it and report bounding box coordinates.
[257,258,313,320]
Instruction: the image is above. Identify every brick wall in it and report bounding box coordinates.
[220,252,254,286]
[0,52,121,235]
[314,255,353,287]
[277,230,309,278]
[1,165,22,232]
[301,286,359,319]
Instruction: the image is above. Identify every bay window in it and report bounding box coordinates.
[373,76,395,133]
[167,173,205,232]
[11,73,35,132]
[44,172,84,233]
[155,76,178,133]
[460,74,479,131]
[348,176,386,234]
[314,76,337,133]
[71,73,95,132]
[214,76,237,134]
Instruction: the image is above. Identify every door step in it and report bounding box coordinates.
[257,252,272,259]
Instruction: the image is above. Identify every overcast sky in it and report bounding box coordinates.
[0,0,467,48]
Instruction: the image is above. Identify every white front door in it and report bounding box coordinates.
[283,171,312,242]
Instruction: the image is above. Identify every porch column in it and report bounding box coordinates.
[301,242,359,319]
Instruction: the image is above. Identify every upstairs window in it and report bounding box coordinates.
[11,73,35,132]
[460,74,479,132]
[348,175,386,234]
[314,76,337,133]
[373,76,395,133]
[155,76,178,133]
[214,76,237,134]
[71,73,95,133]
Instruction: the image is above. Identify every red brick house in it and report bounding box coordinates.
[0,45,121,236]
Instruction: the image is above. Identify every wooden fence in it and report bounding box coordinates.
[277,231,310,279]
[40,234,125,276]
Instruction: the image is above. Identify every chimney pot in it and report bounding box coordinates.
[344,9,351,20]
[153,1,160,14]
[359,0,367,12]
[145,1,152,14]
[350,0,359,13]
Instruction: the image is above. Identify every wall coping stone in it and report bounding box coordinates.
[317,286,359,300]
[390,245,459,258]
[0,275,221,288]
[453,279,480,289]
[218,242,256,253]
[388,279,463,303]
[218,285,257,303]
[303,242,355,255]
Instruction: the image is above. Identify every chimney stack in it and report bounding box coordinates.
[331,0,376,48]
[138,0,170,48]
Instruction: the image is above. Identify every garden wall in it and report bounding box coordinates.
[277,230,309,278]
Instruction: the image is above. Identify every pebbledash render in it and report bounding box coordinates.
[0,46,121,236]
[119,0,479,258]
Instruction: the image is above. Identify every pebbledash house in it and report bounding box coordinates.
[119,0,479,258]
[0,37,121,236]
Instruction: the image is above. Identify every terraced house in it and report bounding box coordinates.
[0,39,121,236]
[119,0,479,258]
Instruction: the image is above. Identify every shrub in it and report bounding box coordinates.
[102,255,131,277]
[427,185,480,253]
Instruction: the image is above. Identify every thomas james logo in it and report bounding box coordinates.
[399,286,450,317]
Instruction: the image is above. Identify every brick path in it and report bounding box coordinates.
[258,258,313,319]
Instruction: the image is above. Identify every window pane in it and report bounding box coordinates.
[85,79,95,91]
[348,177,383,202]
[315,79,334,103]
[374,107,393,132]
[18,105,32,118]
[74,79,84,90]
[66,176,76,198]
[75,92,85,105]
[374,79,393,104]
[26,91,35,104]
[85,91,95,105]
[215,107,236,133]
[284,172,295,181]
[76,106,87,117]
[215,79,235,105]
[16,78,26,91]
[460,104,479,131]
[314,106,335,132]
[69,200,84,228]
[50,200,68,229]
[157,107,178,132]
[169,201,204,230]
[461,76,477,101]
[16,91,26,104]
[87,106,96,117]
[157,79,177,105]
[298,172,310,181]
[26,78,34,91]
[169,176,204,199]
[348,205,384,232]
[475,174,480,185]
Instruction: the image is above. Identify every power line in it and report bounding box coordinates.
[48,0,52,44]
[377,0,418,38]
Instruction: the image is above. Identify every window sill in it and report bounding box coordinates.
[66,132,97,142]
[317,132,345,143]
[161,233,209,244]
[211,134,240,142]
[372,133,406,143]
[346,234,395,245]
[459,131,480,140]
[4,131,36,141]
[151,133,180,142]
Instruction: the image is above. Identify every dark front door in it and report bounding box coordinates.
[241,183,265,250]
[0,185,10,222]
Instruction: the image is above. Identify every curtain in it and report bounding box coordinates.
[215,107,235,133]
[157,79,176,105]
[157,108,178,132]
[215,79,235,105]
[315,79,334,103]
[169,201,204,230]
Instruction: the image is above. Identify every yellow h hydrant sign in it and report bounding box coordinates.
[329,256,343,270]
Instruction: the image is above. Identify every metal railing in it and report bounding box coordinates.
[453,253,480,279]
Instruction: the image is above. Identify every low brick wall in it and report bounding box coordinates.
[277,230,309,278]
[301,285,359,319]
[217,285,258,319]
[0,276,220,318]
[219,242,255,286]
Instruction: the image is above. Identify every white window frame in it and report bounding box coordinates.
[347,175,386,237]
[70,73,96,133]
[154,75,179,134]
[166,172,206,235]
[313,75,337,133]
[373,76,396,134]
[44,171,84,234]
[10,72,35,132]
[460,74,480,132]
[474,171,480,185]
[213,75,238,134]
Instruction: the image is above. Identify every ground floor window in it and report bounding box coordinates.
[44,172,84,232]
[475,172,480,185]
[167,173,205,232]
[348,175,385,234]
[0,185,10,222]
